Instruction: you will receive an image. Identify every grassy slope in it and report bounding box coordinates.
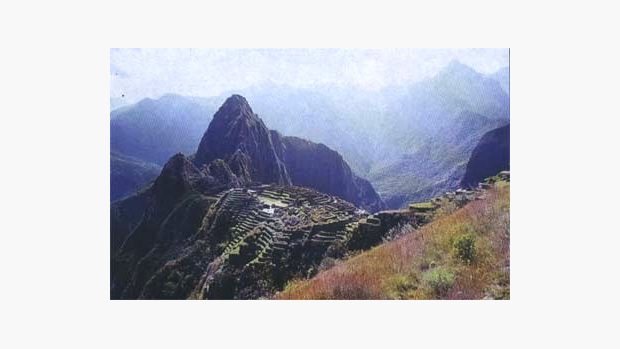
[276,182,509,300]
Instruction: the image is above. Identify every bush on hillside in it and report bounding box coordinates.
[453,233,477,264]
[423,267,455,296]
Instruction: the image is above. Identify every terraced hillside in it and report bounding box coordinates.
[276,173,510,300]
[112,168,499,300]
[189,185,364,299]
[113,180,438,299]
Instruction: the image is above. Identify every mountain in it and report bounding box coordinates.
[110,61,508,210]
[365,61,510,208]
[379,60,509,155]
[110,94,220,165]
[461,124,510,187]
[273,131,384,212]
[110,152,161,201]
[489,66,510,94]
[112,95,387,299]
[226,84,379,176]
[370,111,508,208]
[194,94,291,185]
[192,95,382,211]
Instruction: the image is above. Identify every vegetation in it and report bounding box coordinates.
[453,233,477,264]
[276,181,509,300]
[423,267,455,296]
[409,202,436,210]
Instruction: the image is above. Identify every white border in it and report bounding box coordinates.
[2,1,618,348]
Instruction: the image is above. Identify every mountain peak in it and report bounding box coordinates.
[214,94,255,122]
[440,60,478,76]
[193,95,291,185]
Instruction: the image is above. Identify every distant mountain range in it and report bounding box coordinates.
[366,62,509,207]
[110,151,161,201]
[369,111,508,208]
[110,61,509,208]
[111,94,222,165]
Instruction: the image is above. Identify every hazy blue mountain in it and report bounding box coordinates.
[110,151,161,201]
[489,66,509,94]
[110,94,221,165]
[379,60,509,155]
[369,111,508,208]
[362,61,509,207]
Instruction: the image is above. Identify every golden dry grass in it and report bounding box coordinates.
[276,183,510,300]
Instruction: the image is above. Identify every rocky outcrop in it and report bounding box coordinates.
[194,95,291,185]
[461,124,510,188]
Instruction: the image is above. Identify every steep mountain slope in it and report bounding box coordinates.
[110,152,161,201]
[194,95,291,185]
[461,124,510,187]
[273,132,384,212]
[277,180,510,300]
[110,94,220,165]
[370,112,508,208]
[111,153,216,299]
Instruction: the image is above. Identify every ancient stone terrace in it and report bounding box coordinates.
[209,172,510,287]
[212,185,365,269]
[198,173,510,298]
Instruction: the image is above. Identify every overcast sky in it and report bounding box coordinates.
[111,48,509,104]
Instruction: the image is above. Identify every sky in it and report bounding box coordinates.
[111,48,509,104]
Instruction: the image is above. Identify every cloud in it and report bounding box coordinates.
[110,48,508,103]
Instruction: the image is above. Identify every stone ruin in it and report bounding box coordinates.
[194,171,510,298]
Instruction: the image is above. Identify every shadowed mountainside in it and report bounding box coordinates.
[274,133,383,213]
[461,124,510,188]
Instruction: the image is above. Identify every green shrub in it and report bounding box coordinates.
[423,267,455,296]
[453,233,476,264]
[386,274,418,299]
